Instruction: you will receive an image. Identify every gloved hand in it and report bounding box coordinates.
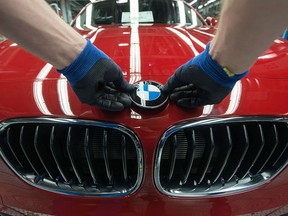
[58,39,134,111]
[162,42,248,108]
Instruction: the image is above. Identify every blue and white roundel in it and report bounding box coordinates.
[136,84,161,101]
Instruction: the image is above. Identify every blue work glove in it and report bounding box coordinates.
[58,39,134,111]
[162,42,248,108]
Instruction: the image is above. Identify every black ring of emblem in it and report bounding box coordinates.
[130,80,168,109]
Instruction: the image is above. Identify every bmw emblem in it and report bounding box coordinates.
[130,81,168,109]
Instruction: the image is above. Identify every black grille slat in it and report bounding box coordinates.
[270,124,288,167]
[50,126,72,182]
[251,124,279,174]
[181,130,196,185]
[168,135,178,182]
[66,126,85,184]
[156,118,288,197]
[196,127,215,184]
[20,126,45,176]
[34,126,58,180]
[236,124,265,179]
[102,129,113,185]
[223,124,249,182]
[0,118,142,197]
[6,127,28,168]
[84,128,98,185]
[209,126,233,184]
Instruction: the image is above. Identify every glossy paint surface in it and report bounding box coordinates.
[0,21,288,216]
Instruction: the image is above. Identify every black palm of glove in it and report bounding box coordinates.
[73,59,135,111]
[162,42,248,108]
[162,65,232,108]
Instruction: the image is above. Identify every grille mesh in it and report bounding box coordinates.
[155,117,288,197]
[0,118,143,197]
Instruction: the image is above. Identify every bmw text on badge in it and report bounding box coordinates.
[130,81,168,109]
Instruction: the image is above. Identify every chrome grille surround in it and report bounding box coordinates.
[154,117,288,197]
[0,118,143,197]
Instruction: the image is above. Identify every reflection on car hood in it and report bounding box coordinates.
[0,24,288,128]
[81,25,213,81]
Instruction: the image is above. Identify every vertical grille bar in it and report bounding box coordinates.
[34,126,56,179]
[225,124,249,182]
[6,127,25,168]
[84,128,98,185]
[252,124,279,174]
[271,124,288,166]
[121,135,128,182]
[197,127,215,184]
[261,124,279,170]
[67,127,84,184]
[19,126,44,176]
[50,126,71,182]
[210,126,233,183]
[168,135,178,182]
[237,124,265,179]
[102,129,113,184]
[181,130,196,185]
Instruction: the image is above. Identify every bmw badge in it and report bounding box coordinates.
[130,81,168,109]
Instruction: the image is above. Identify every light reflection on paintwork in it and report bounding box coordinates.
[128,0,142,86]
[224,80,242,115]
[193,28,215,37]
[166,27,200,55]
[57,75,74,116]
[201,105,214,116]
[175,26,207,48]
[33,63,53,115]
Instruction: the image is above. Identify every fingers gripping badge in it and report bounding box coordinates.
[130,81,168,109]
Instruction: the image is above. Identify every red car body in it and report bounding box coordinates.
[0,0,288,215]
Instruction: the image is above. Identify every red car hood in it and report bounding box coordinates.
[1,24,288,216]
[0,24,287,129]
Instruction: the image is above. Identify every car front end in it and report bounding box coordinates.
[0,0,288,215]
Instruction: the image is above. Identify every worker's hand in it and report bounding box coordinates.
[162,42,248,108]
[58,39,134,111]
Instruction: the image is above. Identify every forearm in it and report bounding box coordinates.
[0,0,86,69]
[209,0,288,74]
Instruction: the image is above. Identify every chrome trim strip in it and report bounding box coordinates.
[0,117,143,197]
[154,116,288,197]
